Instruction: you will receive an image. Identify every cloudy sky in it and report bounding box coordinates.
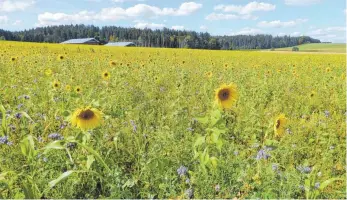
[0,0,345,42]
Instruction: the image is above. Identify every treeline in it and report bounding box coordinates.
[0,24,320,50]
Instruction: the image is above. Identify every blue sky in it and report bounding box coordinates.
[0,0,346,42]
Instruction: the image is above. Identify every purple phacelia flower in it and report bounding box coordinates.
[177,165,188,177]
[296,165,312,174]
[185,188,194,199]
[48,133,64,140]
[256,148,271,160]
[15,113,22,119]
[324,110,330,118]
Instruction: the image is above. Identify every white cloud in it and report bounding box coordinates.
[290,31,301,36]
[37,2,203,26]
[0,15,9,24]
[229,27,264,35]
[214,2,276,15]
[285,0,322,6]
[0,0,36,12]
[37,11,95,26]
[12,19,22,25]
[308,26,346,42]
[171,25,184,30]
[257,18,308,28]
[200,25,207,30]
[206,13,257,21]
[134,22,165,29]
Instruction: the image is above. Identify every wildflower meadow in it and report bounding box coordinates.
[0,41,345,199]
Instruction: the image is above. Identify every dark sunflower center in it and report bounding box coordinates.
[276,120,280,129]
[77,88,80,92]
[104,73,108,77]
[310,93,314,97]
[60,56,63,59]
[12,58,15,61]
[218,89,230,101]
[79,109,95,120]
[54,84,59,87]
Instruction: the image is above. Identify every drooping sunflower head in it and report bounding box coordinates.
[102,71,110,80]
[52,80,61,89]
[71,107,103,130]
[274,114,287,137]
[215,83,238,110]
[109,60,117,66]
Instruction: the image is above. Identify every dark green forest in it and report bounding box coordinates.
[0,24,321,50]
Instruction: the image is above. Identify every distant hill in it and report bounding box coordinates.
[0,24,321,50]
[272,43,346,53]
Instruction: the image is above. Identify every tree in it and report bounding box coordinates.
[292,46,299,51]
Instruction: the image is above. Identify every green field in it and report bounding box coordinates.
[273,43,346,53]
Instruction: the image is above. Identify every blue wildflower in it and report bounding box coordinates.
[15,113,22,119]
[299,185,305,191]
[0,136,9,144]
[314,182,320,189]
[185,188,194,199]
[48,133,64,140]
[60,121,68,129]
[234,151,239,156]
[296,165,312,174]
[324,110,330,118]
[185,178,190,184]
[256,148,271,160]
[177,165,188,177]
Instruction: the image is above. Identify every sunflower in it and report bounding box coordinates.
[309,91,316,98]
[75,86,82,93]
[274,114,287,137]
[52,80,61,89]
[45,69,52,76]
[65,85,71,92]
[215,83,238,109]
[102,71,110,80]
[58,55,64,60]
[206,71,213,78]
[325,67,331,73]
[11,57,16,62]
[71,107,103,130]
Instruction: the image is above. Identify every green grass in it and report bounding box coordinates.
[273,43,346,53]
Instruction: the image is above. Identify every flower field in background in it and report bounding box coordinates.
[0,41,345,199]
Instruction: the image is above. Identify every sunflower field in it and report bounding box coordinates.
[0,41,345,199]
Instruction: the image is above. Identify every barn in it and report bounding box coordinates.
[61,38,100,45]
[104,42,136,47]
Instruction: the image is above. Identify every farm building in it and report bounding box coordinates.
[61,38,100,45]
[104,42,136,47]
